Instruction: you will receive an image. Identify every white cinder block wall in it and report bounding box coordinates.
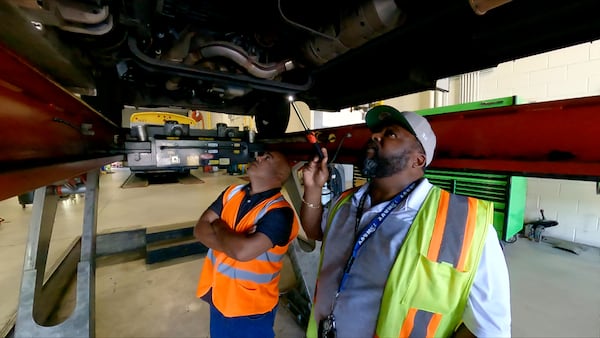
[457,41,600,248]
[316,40,600,247]
[525,178,600,247]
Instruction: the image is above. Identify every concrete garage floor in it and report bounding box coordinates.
[45,253,303,338]
[1,167,599,337]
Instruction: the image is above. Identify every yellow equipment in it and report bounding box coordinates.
[130,112,195,126]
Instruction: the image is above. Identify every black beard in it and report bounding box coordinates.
[370,149,410,178]
[361,157,378,178]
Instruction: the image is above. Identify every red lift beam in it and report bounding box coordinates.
[0,43,122,201]
[2,41,600,202]
[263,95,600,180]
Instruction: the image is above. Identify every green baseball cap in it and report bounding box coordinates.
[365,105,436,166]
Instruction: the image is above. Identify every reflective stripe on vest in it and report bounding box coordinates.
[196,184,300,317]
[399,308,443,338]
[224,184,245,201]
[224,185,287,223]
[375,187,491,338]
[205,249,283,284]
[427,191,479,272]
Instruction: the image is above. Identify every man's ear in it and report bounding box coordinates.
[413,152,427,168]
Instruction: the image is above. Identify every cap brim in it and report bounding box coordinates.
[365,105,416,136]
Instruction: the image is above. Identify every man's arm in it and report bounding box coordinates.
[300,186,325,241]
[194,208,274,260]
[212,220,274,261]
[300,148,330,241]
[460,224,512,337]
[194,208,226,252]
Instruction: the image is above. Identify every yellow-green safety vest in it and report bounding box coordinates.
[307,185,492,338]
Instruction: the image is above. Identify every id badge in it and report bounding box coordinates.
[318,314,336,338]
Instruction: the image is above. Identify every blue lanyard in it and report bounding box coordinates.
[336,181,418,294]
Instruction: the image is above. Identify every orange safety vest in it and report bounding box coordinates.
[196,184,299,317]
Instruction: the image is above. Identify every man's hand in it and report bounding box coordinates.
[299,148,328,241]
[212,221,273,261]
[194,210,226,252]
[301,147,329,190]
[210,218,229,234]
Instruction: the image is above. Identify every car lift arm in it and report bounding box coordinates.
[0,43,122,202]
[3,37,600,202]
[263,96,600,181]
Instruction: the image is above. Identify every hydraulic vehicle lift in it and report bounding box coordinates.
[2,41,600,337]
[265,97,600,179]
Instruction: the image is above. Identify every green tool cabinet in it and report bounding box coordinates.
[425,170,526,241]
[417,96,527,241]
